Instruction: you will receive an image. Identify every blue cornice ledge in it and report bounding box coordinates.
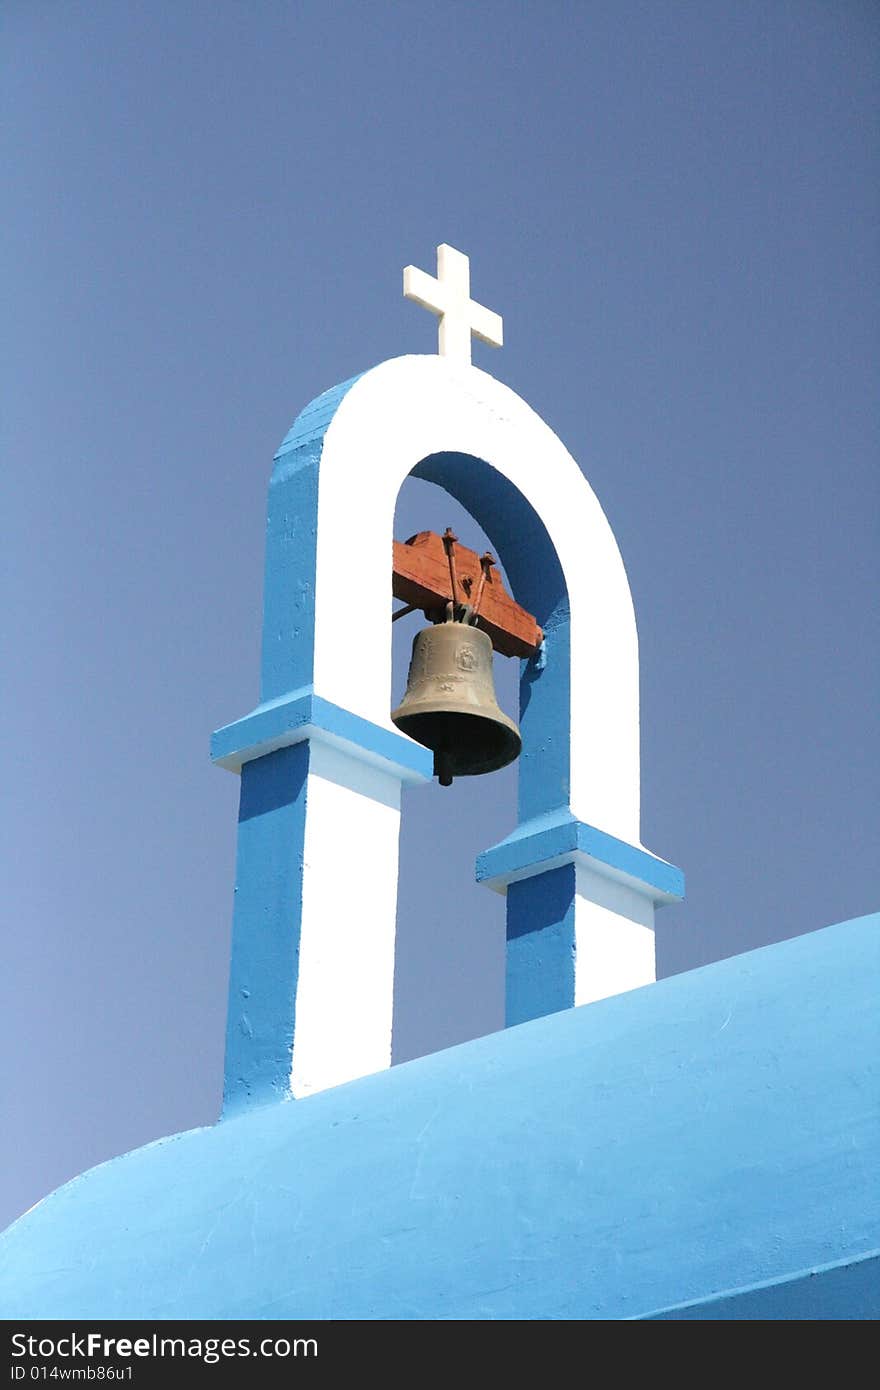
[477,809,685,904]
[211,688,433,782]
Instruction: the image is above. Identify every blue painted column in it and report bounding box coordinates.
[506,865,577,1025]
[223,743,310,1114]
[214,374,432,1111]
[481,813,685,1023]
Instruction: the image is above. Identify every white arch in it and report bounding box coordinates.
[312,354,643,848]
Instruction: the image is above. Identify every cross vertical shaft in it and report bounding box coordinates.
[403,243,503,365]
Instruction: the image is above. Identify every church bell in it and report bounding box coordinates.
[392,617,521,786]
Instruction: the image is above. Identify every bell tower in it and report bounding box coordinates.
[212,245,684,1114]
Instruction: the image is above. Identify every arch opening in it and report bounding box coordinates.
[412,451,571,823]
[390,456,571,1063]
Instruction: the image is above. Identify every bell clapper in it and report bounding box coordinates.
[434,750,454,787]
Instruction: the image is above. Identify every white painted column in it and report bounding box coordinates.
[573,865,656,1006]
[290,742,403,1097]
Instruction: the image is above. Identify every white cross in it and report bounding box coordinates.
[403,244,503,365]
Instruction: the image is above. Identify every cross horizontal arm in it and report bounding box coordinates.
[470,302,503,349]
[403,264,447,315]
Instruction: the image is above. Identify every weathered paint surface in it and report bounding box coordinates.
[2,915,876,1320]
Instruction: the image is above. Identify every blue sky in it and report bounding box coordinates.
[2,0,877,1228]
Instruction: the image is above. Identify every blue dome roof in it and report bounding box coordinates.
[2,915,878,1320]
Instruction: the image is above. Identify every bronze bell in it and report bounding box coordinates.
[392,618,521,786]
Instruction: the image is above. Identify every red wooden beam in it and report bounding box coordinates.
[392,531,543,659]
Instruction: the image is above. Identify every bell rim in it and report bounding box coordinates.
[392,619,521,779]
[391,704,522,776]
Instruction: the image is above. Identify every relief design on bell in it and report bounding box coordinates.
[455,645,477,672]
